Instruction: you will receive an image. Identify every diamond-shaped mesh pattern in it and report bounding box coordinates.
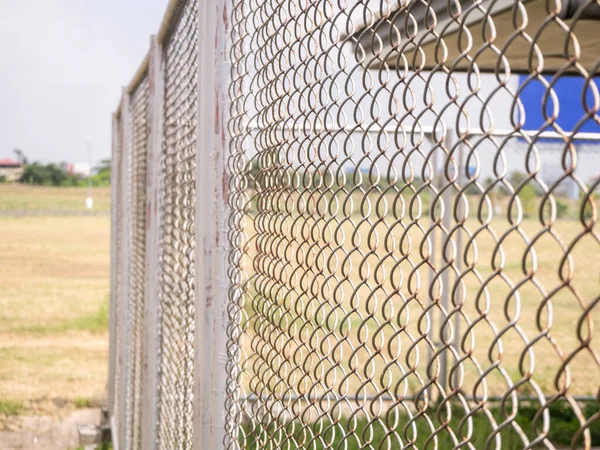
[109,0,600,448]
[124,75,150,450]
[156,1,199,448]
[225,0,600,449]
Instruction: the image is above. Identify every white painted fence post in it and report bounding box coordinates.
[141,35,164,450]
[193,0,232,446]
[118,89,132,450]
[108,112,120,420]
[439,129,456,394]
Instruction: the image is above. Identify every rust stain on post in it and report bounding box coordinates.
[215,99,220,135]
[222,3,228,31]
[222,171,229,203]
[214,5,219,48]
[146,202,152,229]
[206,284,213,307]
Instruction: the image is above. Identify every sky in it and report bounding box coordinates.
[0,0,167,167]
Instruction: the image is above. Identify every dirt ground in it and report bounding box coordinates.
[0,406,101,450]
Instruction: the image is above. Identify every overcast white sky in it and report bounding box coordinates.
[0,0,167,166]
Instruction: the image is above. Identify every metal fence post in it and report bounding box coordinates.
[118,89,132,450]
[439,129,457,395]
[193,0,232,446]
[109,112,121,419]
[452,132,465,390]
[141,35,164,450]
[427,132,439,402]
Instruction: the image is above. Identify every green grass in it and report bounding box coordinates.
[67,299,110,333]
[240,401,600,449]
[0,399,25,416]
[7,299,110,335]
[74,397,93,408]
[74,398,90,408]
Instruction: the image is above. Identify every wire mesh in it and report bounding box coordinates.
[124,75,150,450]
[108,0,600,448]
[156,1,199,448]
[225,0,600,449]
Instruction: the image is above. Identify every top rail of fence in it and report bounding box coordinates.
[114,0,192,118]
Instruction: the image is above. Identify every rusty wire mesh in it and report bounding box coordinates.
[225,0,600,449]
[156,0,199,448]
[108,0,600,448]
[124,75,150,450]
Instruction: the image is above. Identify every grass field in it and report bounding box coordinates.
[238,188,599,400]
[233,188,600,447]
[0,186,109,417]
[0,182,596,448]
[0,184,110,212]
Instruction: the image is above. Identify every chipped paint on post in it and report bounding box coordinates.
[193,0,232,447]
[140,35,164,450]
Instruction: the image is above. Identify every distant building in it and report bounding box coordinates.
[65,162,91,177]
[0,159,23,182]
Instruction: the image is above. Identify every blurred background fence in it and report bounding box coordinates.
[110,0,600,448]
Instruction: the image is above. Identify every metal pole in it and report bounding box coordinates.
[193,0,232,446]
[108,114,120,419]
[427,136,438,400]
[86,143,92,195]
[141,35,164,450]
[86,143,93,210]
[439,129,456,395]
[453,135,464,390]
[118,88,132,450]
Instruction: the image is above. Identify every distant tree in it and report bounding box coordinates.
[13,149,28,165]
[509,171,529,187]
[94,159,111,174]
[518,184,537,217]
[19,162,83,186]
[92,159,111,186]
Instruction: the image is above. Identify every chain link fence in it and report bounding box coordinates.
[110,0,600,448]
[158,0,199,446]
[125,74,150,450]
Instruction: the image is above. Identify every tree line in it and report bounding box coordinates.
[17,160,111,187]
[1,150,111,187]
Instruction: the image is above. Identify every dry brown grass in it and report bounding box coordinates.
[0,183,595,420]
[0,215,109,412]
[0,184,110,212]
